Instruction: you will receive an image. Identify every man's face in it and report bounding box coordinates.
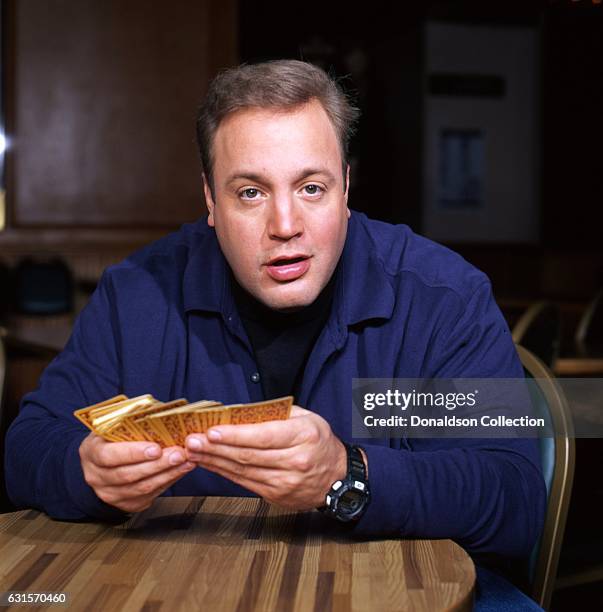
[204,99,350,311]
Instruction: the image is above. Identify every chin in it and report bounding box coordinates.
[260,284,319,312]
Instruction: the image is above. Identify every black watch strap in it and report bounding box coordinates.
[346,443,367,481]
[320,442,370,522]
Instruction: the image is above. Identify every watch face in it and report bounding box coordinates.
[339,488,365,515]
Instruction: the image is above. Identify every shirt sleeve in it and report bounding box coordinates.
[4,270,129,521]
[353,281,547,559]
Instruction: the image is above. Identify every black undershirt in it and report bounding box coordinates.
[231,272,337,400]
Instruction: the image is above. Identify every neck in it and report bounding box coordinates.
[231,271,338,327]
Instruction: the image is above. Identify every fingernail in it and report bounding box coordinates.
[169,451,185,465]
[188,437,202,451]
[180,461,195,471]
[145,445,161,459]
[207,429,221,442]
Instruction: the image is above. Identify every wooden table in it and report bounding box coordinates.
[0,497,475,611]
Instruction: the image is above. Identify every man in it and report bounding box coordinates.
[5,60,545,608]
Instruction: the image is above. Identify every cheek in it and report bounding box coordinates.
[315,212,348,258]
[215,216,262,272]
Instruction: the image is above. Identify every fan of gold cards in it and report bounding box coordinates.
[74,394,293,448]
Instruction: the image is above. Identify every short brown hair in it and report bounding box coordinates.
[196,59,360,194]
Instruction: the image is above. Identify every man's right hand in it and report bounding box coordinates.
[79,433,195,513]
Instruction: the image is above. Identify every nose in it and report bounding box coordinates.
[266,194,303,241]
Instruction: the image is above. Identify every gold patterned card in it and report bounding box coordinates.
[73,394,293,447]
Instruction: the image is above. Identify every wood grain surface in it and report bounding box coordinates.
[0,497,475,611]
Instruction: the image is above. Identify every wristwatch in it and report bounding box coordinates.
[321,442,370,523]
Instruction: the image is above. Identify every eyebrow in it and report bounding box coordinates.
[225,167,337,186]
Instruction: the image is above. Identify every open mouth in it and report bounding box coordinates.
[271,256,307,266]
[265,255,311,281]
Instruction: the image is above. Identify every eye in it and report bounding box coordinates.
[239,187,262,200]
[301,184,324,197]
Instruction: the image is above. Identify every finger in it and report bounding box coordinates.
[97,446,190,486]
[109,459,196,502]
[290,405,312,417]
[205,417,309,449]
[195,452,280,485]
[139,463,199,508]
[91,436,163,468]
[199,462,271,498]
[111,465,195,514]
[186,436,292,467]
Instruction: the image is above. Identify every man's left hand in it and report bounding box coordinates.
[184,405,347,510]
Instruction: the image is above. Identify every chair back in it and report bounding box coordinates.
[512,302,561,369]
[575,288,603,355]
[0,328,6,417]
[516,344,575,610]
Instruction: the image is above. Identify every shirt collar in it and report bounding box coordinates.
[182,221,232,315]
[337,211,395,327]
[182,212,396,326]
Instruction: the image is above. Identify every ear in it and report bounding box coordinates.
[344,164,351,218]
[203,173,216,227]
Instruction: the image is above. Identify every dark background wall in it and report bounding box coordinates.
[1,1,601,302]
[0,0,237,263]
[239,0,603,304]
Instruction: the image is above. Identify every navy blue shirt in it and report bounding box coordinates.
[5,211,546,560]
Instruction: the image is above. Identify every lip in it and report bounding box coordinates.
[264,254,311,282]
